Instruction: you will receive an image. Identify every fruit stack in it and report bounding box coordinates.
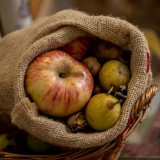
[25,37,131,133]
[0,36,157,159]
[0,36,132,155]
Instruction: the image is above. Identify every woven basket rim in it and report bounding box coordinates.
[1,84,158,160]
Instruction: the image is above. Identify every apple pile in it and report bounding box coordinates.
[25,36,131,133]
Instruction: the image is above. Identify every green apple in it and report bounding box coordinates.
[99,60,131,91]
[0,133,11,150]
[85,93,121,131]
[27,134,51,153]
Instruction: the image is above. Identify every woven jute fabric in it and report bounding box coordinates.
[0,9,152,148]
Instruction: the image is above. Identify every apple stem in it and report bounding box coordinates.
[59,72,66,78]
[107,86,114,95]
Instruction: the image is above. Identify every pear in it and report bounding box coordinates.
[81,56,101,76]
[93,40,122,62]
[85,93,121,131]
[99,60,131,91]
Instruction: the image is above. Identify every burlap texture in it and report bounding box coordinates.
[0,9,152,148]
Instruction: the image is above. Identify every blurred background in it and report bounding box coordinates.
[0,0,160,158]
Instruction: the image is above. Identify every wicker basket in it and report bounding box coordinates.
[0,84,158,160]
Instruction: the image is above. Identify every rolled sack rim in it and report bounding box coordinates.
[12,9,151,148]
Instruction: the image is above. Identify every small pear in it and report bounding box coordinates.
[99,60,131,91]
[93,40,122,62]
[85,93,122,131]
[81,56,101,76]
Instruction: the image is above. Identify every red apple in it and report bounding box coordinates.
[25,50,94,117]
[60,37,92,60]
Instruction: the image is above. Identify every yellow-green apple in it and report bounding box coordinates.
[85,93,122,131]
[25,50,94,117]
[60,36,92,60]
[99,60,131,91]
[27,134,51,153]
[0,133,13,150]
[93,39,122,61]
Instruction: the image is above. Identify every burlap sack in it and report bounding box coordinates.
[0,9,152,149]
